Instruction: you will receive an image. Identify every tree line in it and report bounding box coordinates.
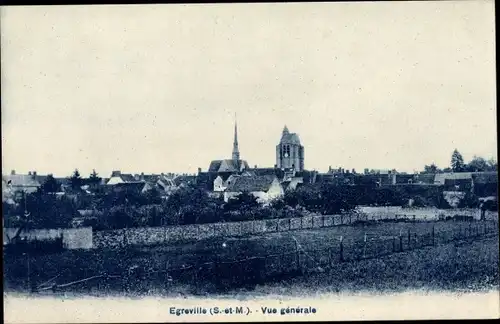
[422,150,497,174]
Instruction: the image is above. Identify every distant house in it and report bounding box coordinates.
[173,175,197,188]
[433,172,474,186]
[110,181,153,194]
[156,175,177,195]
[413,174,436,185]
[224,175,284,205]
[106,171,137,185]
[3,170,42,194]
[213,174,232,192]
[105,170,154,194]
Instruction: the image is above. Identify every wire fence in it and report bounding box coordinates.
[31,220,499,293]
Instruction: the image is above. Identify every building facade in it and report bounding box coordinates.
[276,125,304,171]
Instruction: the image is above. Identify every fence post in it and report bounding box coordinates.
[468,222,472,239]
[295,241,301,273]
[392,236,396,253]
[340,214,343,225]
[407,228,411,250]
[300,217,303,229]
[322,215,325,227]
[432,225,435,246]
[362,233,367,259]
[414,233,418,248]
[339,236,344,262]
[399,229,403,252]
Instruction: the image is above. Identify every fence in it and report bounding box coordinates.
[32,220,498,293]
[93,208,498,248]
[159,220,499,289]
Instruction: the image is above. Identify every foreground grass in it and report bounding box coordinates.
[3,220,498,297]
[235,236,499,298]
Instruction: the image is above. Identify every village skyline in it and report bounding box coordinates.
[1,2,496,177]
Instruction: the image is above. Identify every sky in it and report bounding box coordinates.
[1,2,497,177]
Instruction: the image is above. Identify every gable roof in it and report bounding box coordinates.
[434,172,473,185]
[225,175,278,192]
[208,160,223,172]
[414,174,436,184]
[208,159,250,173]
[173,175,197,186]
[3,174,41,187]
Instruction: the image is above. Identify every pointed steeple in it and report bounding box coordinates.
[282,125,289,134]
[232,113,240,161]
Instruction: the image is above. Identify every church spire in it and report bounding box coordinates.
[232,113,240,161]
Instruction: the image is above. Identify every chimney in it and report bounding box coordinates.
[111,170,121,177]
[10,170,15,175]
[33,171,37,177]
[140,172,145,181]
[28,171,32,176]
[274,164,277,169]
[197,167,202,174]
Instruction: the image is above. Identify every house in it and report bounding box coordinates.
[433,172,474,186]
[413,174,436,185]
[156,175,177,195]
[173,175,197,188]
[213,174,232,192]
[223,175,284,205]
[109,181,153,194]
[3,170,42,194]
[106,171,137,185]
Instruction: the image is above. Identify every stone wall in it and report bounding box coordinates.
[91,207,498,248]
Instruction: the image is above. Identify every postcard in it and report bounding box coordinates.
[2,1,498,323]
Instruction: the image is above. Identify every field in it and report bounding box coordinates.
[3,219,498,297]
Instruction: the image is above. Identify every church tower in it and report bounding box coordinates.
[276,125,304,171]
[232,116,240,161]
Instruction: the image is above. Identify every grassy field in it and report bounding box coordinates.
[3,219,498,296]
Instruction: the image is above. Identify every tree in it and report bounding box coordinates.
[486,158,498,171]
[224,192,259,212]
[88,169,102,186]
[465,155,488,172]
[451,149,465,172]
[40,174,61,193]
[423,163,441,174]
[69,169,83,190]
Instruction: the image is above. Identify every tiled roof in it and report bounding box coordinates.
[226,175,277,193]
[120,174,136,182]
[209,159,249,173]
[434,172,474,184]
[208,160,223,172]
[414,174,436,184]
[2,174,41,187]
[173,175,197,186]
[251,168,278,176]
[280,132,301,145]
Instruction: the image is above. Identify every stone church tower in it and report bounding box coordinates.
[276,125,304,171]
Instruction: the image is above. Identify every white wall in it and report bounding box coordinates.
[213,176,225,192]
[106,176,124,185]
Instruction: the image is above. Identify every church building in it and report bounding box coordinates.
[276,125,305,172]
